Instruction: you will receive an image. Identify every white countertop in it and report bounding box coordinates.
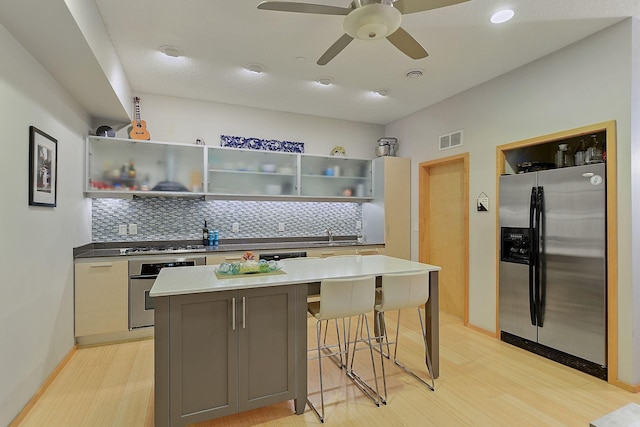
[150,255,441,297]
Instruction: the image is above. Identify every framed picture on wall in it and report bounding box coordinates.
[29,126,57,207]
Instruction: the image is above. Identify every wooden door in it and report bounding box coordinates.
[419,154,469,323]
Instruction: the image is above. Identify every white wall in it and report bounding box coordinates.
[630,17,640,383]
[117,93,384,159]
[0,24,92,425]
[386,20,637,384]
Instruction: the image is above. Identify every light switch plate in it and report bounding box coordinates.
[278,222,285,232]
[118,224,128,235]
[232,223,239,233]
[129,224,138,235]
[356,220,362,230]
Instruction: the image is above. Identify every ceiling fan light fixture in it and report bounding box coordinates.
[343,4,402,40]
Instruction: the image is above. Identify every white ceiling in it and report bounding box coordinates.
[3,1,640,125]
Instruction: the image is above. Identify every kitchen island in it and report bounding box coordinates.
[151,255,441,427]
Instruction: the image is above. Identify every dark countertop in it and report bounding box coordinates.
[73,237,383,259]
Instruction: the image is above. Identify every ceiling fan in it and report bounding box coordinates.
[257,0,470,65]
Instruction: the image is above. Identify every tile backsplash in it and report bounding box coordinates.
[92,197,362,242]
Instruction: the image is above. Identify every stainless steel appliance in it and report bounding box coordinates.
[258,251,307,261]
[376,137,398,157]
[129,256,205,329]
[123,244,205,255]
[499,163,607,379]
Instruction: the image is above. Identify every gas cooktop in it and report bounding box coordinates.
[121,245,207,255]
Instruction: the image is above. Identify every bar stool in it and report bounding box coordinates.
[306,275,381,423]
[374,270,434,402]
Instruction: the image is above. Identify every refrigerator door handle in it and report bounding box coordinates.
[528,186,537,326]
[536,186,545,327]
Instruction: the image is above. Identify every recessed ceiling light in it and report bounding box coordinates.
[245,63,264,73]
[317,77,334,86]
[159,45,181,58]
[490,9,514,24]
[405,68,424,79]
[374,89,389,96]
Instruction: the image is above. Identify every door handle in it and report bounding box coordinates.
[242,297,246,329]
[528,186,537,326]
[536,186,545,327]
[232,297,236,330]
[89,263,113,268]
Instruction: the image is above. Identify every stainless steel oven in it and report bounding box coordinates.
[128,256,205,329]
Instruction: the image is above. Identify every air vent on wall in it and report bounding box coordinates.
[439,130,464,151]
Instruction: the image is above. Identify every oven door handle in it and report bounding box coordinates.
[129,275,158,280]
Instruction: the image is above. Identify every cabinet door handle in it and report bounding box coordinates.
[89,263,113,268]
[232,297,236,330]
[242,297,246,329]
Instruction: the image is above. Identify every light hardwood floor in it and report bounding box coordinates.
[15,311,640,427]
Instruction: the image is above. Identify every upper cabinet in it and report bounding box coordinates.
[86,136,205,197]
[502,130,606,175]
[208,146,298,198]
[85,136,373,201]
[300,155,371,199]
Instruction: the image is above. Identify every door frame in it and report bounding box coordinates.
[495,120,618,386]
[419,153,470,325]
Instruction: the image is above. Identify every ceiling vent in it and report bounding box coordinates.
[439,130,463,151]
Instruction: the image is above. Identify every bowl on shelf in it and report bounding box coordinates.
[261,163,276,173]
[266,184,282,195]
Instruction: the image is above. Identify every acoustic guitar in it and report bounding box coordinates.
[129,96,150,140]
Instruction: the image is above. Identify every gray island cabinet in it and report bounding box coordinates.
[154,284,307,427]
[151,256,441,426]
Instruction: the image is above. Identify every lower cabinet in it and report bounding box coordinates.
[74,260,128,337]
[205,252,244,265]
[154,285,306,427]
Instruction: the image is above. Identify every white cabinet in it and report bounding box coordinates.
[85,136,373,201]
[74,260,128,337]
[86,136,205,197]
[300,155,371,199]
[207,146,298,197]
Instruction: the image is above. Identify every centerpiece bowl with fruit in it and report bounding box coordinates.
[216,252,280,275]
[240,251,260,273]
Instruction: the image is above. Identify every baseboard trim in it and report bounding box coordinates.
[9,345,77,427]
[612,380,640,393]
[466,322,496,338]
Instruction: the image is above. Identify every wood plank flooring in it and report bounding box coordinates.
[15,311,640,426]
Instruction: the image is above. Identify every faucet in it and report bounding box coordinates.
[326,228,334,243]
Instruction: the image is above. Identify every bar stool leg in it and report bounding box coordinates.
[375,311,389,404]
[390,308,434,391]
[307,320,326,422]
[345,315,382,406]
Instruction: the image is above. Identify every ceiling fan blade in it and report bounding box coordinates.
[386,27,428,59]
[257,1,350,15]
[317,34,354,65]
[393,0,470,15]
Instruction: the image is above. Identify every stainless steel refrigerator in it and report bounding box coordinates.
[499,163,607,379]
